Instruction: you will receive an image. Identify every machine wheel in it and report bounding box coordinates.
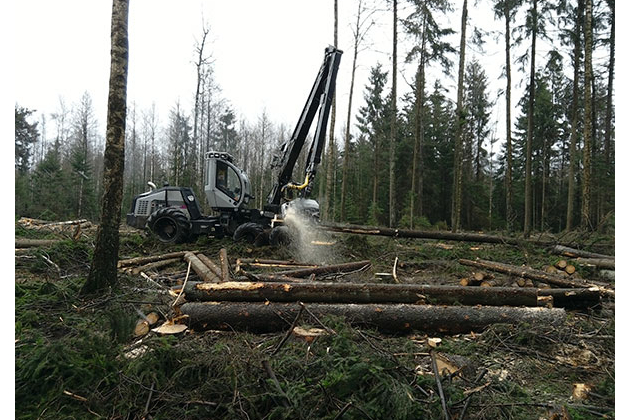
[233,222,267,246]
[269,226,292,246]
[146,208,191,244]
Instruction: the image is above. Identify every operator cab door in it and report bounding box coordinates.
[205,158,243,210]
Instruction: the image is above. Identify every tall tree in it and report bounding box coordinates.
[388,0,398,227]
[522,0,538,237]
[493,0,522,231]
[581,0,593,228]
[340,0,372,221]
[193,23,211,193]
[451,0,468,232]
[82,0,129,294]
[322,0,339,221]
[403,0,454,228]
[564,0,583,231]
[356,64,388,225]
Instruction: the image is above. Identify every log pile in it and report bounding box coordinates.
[114,246,612,336]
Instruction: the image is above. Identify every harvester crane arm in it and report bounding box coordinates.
[264,46,343,214]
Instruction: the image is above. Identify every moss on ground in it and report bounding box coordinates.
[15,224,615,419]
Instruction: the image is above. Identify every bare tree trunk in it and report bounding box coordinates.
[323,0,339,221]
[566,0,583,231]
[581,0,593,229]
[524,0,538,238]
[603,0,614,177]
[388,0,397,227]
[82,0,129,294]
[503,1,515,232]
[341,0,363,222]
[451,0,468,232]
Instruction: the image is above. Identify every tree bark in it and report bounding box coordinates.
[15,239,61,248]
[340,0,362,221]
[581,0,593,229]
[323,0,339,221]
[573,258,615,270]
[524,0,538,238]
[388,0,398,228]
[458,258,613,296]
[181,281,598,309]
[184,252,220,283]
[320,222,555,246]
[451,0,468,232]
[197,253,226,279]
[118,251,195,268]
[551,245,613,260]
[219,248,230,282]
[81,0,129,294]
[180,301,566,334]
[411,15,428,228]
[274,260,371,278]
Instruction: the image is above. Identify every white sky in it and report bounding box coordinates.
[11,0,520,144]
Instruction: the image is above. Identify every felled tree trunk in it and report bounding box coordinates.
[319,223,554,246]
[274,260,371,278]
[459,258,613,297]
[574,258,615,270]
[180,302,566,334]
[15,239,61,248]
[118,251,195,268]
[552,245,613,260]
[184,252,220,282]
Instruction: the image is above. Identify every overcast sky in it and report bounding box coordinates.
[12,0,524,143]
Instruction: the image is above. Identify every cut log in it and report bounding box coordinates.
[15,239,60,248]
[473,272,486,282]
[538,288,600,309]
[134,320,150,337]
[480,280,497,288]
[236,258,319,271]
[319,222,556,246]
[552,245,613,260]
[180,302,566,334]
[184,252,220,283]
[196,254,223,279]
[555,260,568,269]
[181,281,597,309]
[118,251,195,268]
[574,258,615,270]
[565,264,576,275]
[219,248,230,282]
[458,259,614,297]
[129,258,181,275]
[274,260,371,278]
[516,278,526,287]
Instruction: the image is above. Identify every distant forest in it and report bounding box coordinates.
[15,0,614,235]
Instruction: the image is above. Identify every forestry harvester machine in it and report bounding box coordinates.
[126,46,342,245]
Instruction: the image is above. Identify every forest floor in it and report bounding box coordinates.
[15,220,615,419]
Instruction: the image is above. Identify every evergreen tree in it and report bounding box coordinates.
[355,64,389,225]
[15,106,39,174]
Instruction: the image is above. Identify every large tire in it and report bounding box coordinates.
[146,208,191,244]
[233,222,267,246]
[269,225,292,246]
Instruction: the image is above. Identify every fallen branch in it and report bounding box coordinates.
[459,258,614,297]
[182,281,598,309]
[274,260,371,278]
[236,258,319,271]
[180,302,566,334]
[430,351,451,420]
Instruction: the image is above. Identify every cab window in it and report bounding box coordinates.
[216,161,242,201]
